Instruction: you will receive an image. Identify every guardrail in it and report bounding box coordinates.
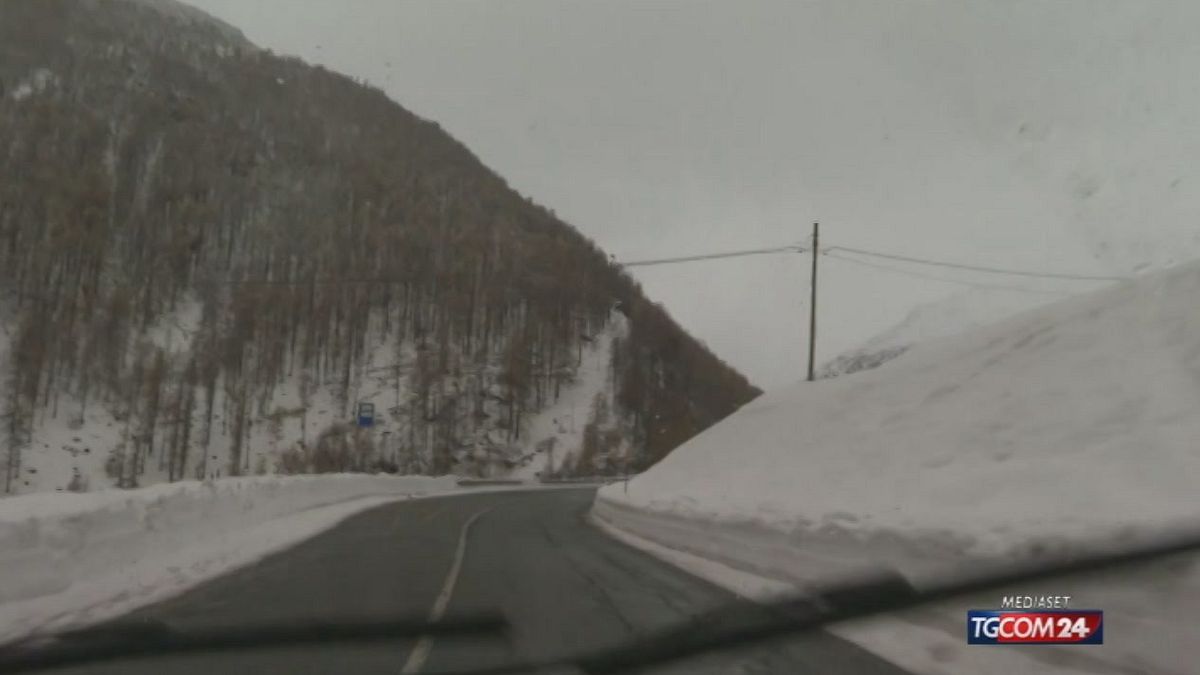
[453,475,637,488]
[538,475,634,485]
[454,478,527,487]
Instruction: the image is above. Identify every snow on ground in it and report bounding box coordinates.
[589,510,793,603]
[593,498,1199,675]
[0,474,460,644]
[596,260,1200,674]
[590,509,1107,675]
[605,263,1200,551]
[510,312,628,480]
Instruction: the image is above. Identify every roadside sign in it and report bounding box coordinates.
[357,402,375,428]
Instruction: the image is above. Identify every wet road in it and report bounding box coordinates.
[47,488,911,674]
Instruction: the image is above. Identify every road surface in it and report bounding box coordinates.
[51,488,912,674]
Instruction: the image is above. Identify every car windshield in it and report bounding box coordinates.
[0,1,1196,674]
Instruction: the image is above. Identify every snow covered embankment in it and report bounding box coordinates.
[596,261,1200,675]
[0,474,458,644]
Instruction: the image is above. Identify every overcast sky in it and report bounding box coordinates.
[184,0,1199,390]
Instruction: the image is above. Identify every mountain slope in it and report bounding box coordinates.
[604,260,1200,554]
[818,288,1062,379]
[0,0,758,494]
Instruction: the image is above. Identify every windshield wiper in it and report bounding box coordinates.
[0,613,507,673]
[2,529,1197,674]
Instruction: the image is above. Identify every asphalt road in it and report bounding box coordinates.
[48,488,913,674]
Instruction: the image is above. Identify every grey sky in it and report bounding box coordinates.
[183,0,1199,389]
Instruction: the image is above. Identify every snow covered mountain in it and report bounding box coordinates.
[819,288,1068,378]
[0,0,758,495]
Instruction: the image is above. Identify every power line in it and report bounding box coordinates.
[825,245,1128,282]
[618,245,805,268]
[824,251,1073,296]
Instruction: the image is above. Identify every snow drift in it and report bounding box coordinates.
[597,260,1200,674]
[0,474,458,643]
[604,262,1200,555]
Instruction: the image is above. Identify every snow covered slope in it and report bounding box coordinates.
[512,313,630,480]
[1,303,628,495]
[819,288,1060,378]
[606,261,1200,552]
[1,0,759,497]
[598,260,1200,673]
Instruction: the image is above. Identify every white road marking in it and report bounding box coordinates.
[400,506,493,674]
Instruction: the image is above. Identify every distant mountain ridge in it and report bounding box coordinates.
[0,0,758,494]
[123,0,252,47]
[819,289,1060,379]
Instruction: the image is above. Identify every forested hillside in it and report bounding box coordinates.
[0,0,758,494]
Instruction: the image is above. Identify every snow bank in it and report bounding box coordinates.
[597,261,1200,674]
[604,262,1200,552]
[594,499,1199,675]
[0,474,458,643]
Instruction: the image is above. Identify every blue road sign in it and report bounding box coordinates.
[357,402,375,428]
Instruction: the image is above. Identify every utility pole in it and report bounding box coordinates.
[807,222,819,382]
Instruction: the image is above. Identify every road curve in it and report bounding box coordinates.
[48,488,912,674]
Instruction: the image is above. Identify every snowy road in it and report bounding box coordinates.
[47,488,911,674]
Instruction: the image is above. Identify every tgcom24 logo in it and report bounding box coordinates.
[967,596,1103,645]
